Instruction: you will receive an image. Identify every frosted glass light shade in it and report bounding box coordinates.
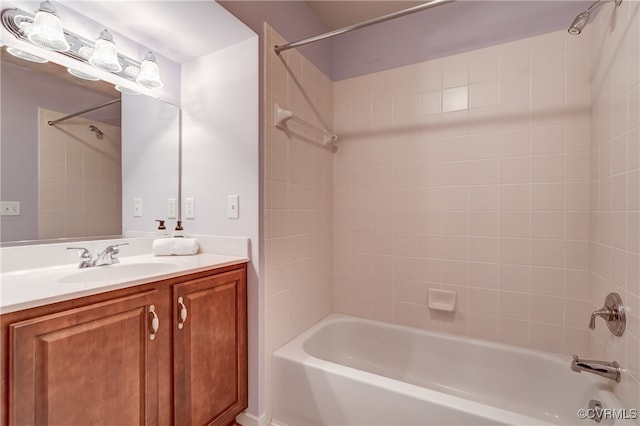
[27,1,69,51]
[6,47,48,63]
[136,51,163,88]
[115,85,140,95]
[88,29,121,72]
[67,68,99,81]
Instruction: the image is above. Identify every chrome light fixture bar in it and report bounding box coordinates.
[1,6,162,89]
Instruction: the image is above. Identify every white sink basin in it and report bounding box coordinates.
[58,262,179,284]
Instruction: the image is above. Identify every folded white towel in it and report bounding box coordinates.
[152,238,199,256]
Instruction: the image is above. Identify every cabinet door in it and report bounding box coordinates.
[9,291,160,426]
[173,269,247,426]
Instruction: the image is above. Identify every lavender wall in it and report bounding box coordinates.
[221,1,591,82]
[0,60,117,242]
[121,94,180,235]
[180,37,261,419]
[331,1,591,80]
[218,0,332,77]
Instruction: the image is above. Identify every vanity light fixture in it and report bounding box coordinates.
[27,1,69,51]
[6,46,48,63]
[1,3,163,91]
[136,51,163,88]
[88,29,121,72]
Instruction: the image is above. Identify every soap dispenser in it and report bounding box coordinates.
[173,220,184,237]
[155,219,167,236]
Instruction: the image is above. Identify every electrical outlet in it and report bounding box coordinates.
[133,198,142,217]
[168,198,177,219]
[0,201,20,216]
[227,195,239,219]
[185,197,195,219]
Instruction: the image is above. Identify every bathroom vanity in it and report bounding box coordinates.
[0,238,249,426]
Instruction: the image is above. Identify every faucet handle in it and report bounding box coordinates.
[589,307,612,329]
[106,242,129,254]
[67,247,92,259]
[105,243,129,262]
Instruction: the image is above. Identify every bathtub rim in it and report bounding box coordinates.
[275,312,578,367]
[272,313,626,426]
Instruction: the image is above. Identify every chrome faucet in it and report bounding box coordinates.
[571,355,621,382]
[94,243,128,266]
[67,243,129,268]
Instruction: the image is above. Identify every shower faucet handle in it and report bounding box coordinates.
[589,292,625,336]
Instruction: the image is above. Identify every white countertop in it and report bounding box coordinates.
[0,235,250,314]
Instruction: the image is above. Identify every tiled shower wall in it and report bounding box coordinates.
[332,29,594,354]
[263,24,334,413]
[264,7,639,418]
[589,0,640,410]
[38,108,122,239]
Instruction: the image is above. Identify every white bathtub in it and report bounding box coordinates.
[272,314,635,426]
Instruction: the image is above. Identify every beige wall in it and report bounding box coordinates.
[38,108,121,239]
[589,0,639,411]
[332,29,593,355]
[263,24,334,418]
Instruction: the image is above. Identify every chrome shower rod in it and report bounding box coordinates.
[48,98,121,126]
[274,0,456,54]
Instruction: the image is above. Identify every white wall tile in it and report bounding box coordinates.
[589,1,640,408]
[331,29,595,357]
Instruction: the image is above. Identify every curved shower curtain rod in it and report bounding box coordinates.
[274,0,456,54]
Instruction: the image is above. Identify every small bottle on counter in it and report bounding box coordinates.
[173,220,184,237]
[155,219,168,236]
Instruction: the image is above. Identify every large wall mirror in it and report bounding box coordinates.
[1,0,258,246]
[0,49,179,244]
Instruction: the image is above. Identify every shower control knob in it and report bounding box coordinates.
[589,292,625,336]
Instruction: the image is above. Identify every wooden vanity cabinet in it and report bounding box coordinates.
[8,290,162,426]
[0,263,248,426]
[173,269,247,426]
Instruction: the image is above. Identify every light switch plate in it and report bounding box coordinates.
[133,198,142,217]
[0,201,20,216]
[168,198,177,219]
[227,195,239,219]
[185,197,195,219]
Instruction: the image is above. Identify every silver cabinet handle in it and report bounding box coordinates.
[149,305,159,341]
[177,297,187,330]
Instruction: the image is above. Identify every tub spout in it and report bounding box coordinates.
[571,355,621,382]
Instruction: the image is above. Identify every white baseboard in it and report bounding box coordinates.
[236,411,269,426]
